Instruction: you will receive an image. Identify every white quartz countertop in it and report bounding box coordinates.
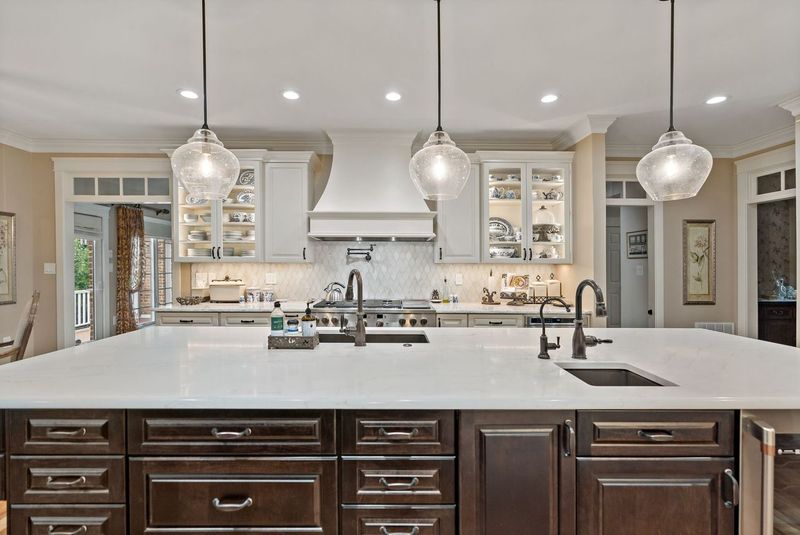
[155,301,311,313]
[432,302,578,315]
[1,327,799,410]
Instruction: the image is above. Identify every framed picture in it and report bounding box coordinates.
[683,219,716,305]
[626,229,648,259]
[0,211,16,305]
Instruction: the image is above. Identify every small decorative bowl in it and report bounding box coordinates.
[176,296,202,306]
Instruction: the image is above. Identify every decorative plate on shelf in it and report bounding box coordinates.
[236,191,256,205]
[237,169,255,185]
[185,194,206,205]
[488,217,513,239]
[509,275,529,289]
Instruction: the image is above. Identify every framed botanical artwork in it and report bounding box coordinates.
[0,211,16,305]
[683,219,716,305]
[626,229,648,259]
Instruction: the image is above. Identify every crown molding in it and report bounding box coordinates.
[779,95,800,117]
[0,129,333,155]
[551,115,618,151]
[606,124,795,159]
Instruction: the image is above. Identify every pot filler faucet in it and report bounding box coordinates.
[572,279,612,359]
[341,269,367,347]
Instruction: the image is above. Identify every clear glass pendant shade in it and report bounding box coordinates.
[636,130,713,202]
[409,130,471,201]
[171,128,240,201]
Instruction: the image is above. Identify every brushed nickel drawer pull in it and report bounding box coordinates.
[380,527,419,535]
[379,476,420,490]
[212,496,254,512]
[637,429,674,442]
[378,427,420,440]
[46,427,87,438]
[46,475,87,488]
[211,427,252,439]
[48,526,87,535]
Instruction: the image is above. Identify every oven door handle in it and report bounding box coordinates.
[744,418,775,535]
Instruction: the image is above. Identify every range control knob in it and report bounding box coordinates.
[410,318,418,326]
[321,317,330,326]
[399,318,407,327]
[420,318,428,326]
[376,321,384,327]
[331,317,339,326]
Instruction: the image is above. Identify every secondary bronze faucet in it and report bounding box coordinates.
[342,269,367,346]
[572,279,612,359]
[538,297,571,359]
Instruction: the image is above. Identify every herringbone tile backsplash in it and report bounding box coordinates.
[192,242,564,302]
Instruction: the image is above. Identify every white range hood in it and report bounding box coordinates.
[308,130,436,241]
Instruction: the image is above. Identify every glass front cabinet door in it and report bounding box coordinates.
[173,151,267,263]
[479,152,574,264]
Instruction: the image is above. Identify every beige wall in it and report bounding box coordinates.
[662,158,738,327]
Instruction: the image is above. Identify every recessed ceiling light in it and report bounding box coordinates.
[540,94,559,103]
[706,95,727,105]
[177,89,199,99]
[385,91,402,102]
[282,90,300,100]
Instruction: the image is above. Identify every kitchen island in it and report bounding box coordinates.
[0,327,796,534]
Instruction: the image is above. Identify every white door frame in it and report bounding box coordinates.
[53,157,171,349]
[605,161,665,327]
[73,203,111,342]
[735,145,796,339]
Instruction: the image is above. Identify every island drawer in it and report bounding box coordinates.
[341,411,455,455]
[9,504,126,535]
[219,313,271,326]
[577,410,735,456]
[129,457,337,533]
[341,457,456,504]
[341,505,456,535]
[7,410,125,455]
[128,410,336,455]
[156,312,219,326]
[8,456,125,504]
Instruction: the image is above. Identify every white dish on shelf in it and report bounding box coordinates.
[185,194,206,205]
[183,213,198,223]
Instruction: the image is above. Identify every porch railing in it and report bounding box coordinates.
[74,289,91,328]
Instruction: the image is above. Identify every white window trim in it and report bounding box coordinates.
[53,157,172,349]
[735,145,796,340]
[605,161,665,327]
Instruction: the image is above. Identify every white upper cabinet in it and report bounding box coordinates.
[434,161,481,263]
[477,151,574,265]
[174,150,267,263]
[264,152,319,263]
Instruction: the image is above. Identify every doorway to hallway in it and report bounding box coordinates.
[606,206,652,328]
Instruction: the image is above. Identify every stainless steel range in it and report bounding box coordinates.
[312,299,435,328]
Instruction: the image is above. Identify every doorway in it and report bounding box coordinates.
[73,207,109,344]
[606,206,652,328]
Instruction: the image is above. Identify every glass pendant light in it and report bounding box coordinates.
[409,0,470,201]
[636,0,712,202]
[171,0,240,201]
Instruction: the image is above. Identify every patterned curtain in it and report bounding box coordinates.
[115,206,145,334]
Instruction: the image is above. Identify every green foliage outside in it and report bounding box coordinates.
[74,239,90,291]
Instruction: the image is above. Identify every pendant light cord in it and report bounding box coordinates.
[436,0,443,132]
[668,0,675,131]
[201,0,209,129]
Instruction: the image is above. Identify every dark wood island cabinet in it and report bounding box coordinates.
[0,408,738,535]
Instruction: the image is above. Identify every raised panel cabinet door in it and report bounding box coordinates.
[460,410,576,535]
[577,458,736,535]
[265,164,311,263]
[435,163,481,263]
[129,457,337,534]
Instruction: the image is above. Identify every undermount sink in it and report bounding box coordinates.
[556,363,674,387]
[318,332,429,344]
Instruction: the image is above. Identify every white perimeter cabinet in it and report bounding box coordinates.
[174,150,318,264]
[434,151,574,265]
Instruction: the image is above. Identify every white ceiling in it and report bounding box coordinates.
[0,0,798,153]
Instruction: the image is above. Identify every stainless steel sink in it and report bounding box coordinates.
[556,363,674,387]
[318,332,429,344]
